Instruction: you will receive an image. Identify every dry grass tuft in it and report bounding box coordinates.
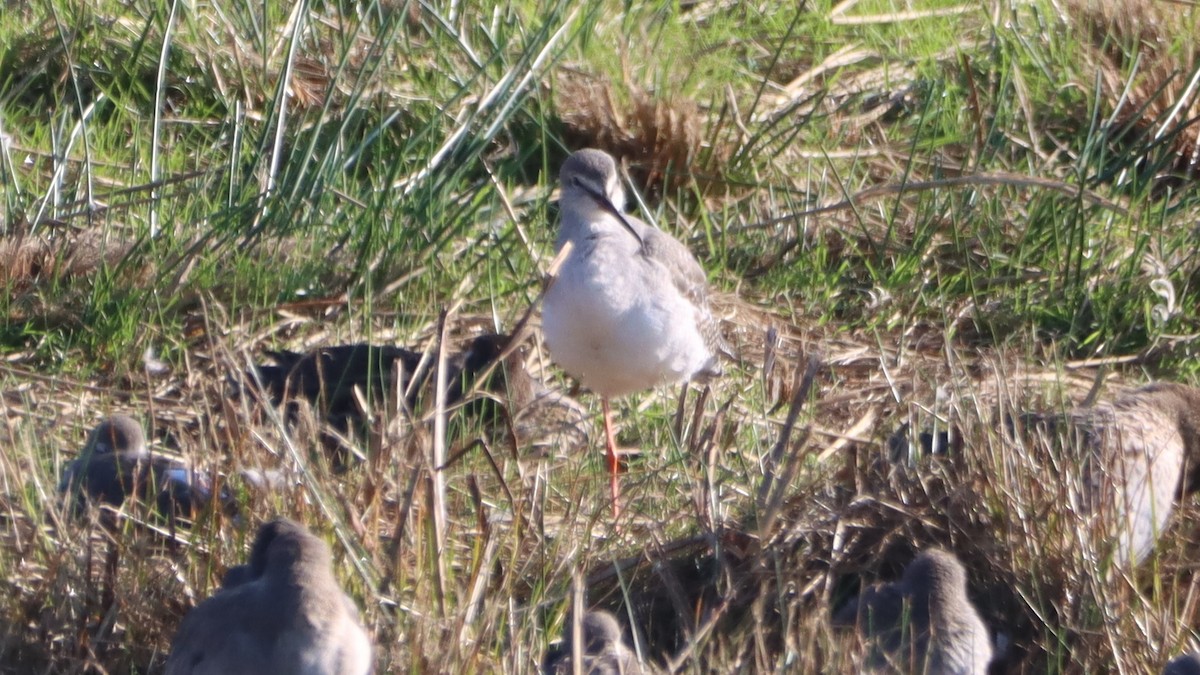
[0,226,138,292]
[1,225,146,329]
[5,288,1200,672]
[555,72,707,193]
[1066,0,1200,179]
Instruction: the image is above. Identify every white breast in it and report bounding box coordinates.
[543,231,711,398]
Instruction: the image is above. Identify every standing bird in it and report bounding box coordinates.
[543,609,644,675]
[542,148,724,519]
[834,548,993,675]
[1013,382,1200,566]
[165,518,372,675]
[59,415,229,519]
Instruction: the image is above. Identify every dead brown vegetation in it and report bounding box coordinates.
[0,226,137,291]
[579,349,1200,673]
[1066,0,1200,179]
[554,72,708,195]
[4,275,1200,673]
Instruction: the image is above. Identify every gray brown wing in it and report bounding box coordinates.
[165,589,275,675]
[640,224,730,367]
[640,224,709,306]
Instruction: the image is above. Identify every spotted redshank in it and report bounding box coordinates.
[834,548,993,675]
[244,333,509,429]
[542,148,724,520]
[60,415,233,520]
[1015,382,1200,566]
[165,518,372,675]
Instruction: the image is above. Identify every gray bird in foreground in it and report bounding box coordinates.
[218,515,282,589]
[545,609,643,675]
[1165,652,1200,675]
[165,518,372,675]
[1015,382,1200,566]
[834,548,992,675]
[59,415,230,519]
[543,148,724,520]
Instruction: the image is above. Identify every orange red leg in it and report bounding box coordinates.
[601,397,622,522]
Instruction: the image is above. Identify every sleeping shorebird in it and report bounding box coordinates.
[59,415,232,520]
[1014,382,1200,567]
[165,518,372,675]
[246,334,510,422]
[891,382,1200,568]
[834,548,993,675]
[542,148,724,520]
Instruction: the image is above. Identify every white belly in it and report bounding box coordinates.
[1078,400,1183,566]
[543,237,710,398]
[1107,420,1181,565]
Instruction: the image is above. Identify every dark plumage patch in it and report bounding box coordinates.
[238,334,512,459]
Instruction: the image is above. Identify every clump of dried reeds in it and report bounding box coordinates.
[1066,0,1200,179]
[554,72,706,194]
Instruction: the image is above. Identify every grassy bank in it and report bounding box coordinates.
[2,0,1200,672]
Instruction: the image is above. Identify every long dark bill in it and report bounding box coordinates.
[584,184,645,250]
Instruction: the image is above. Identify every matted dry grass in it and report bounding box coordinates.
[4,287,1199,672]
[4,1,1200,672]
[558,342,1200,673]
[554,72,708,195]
